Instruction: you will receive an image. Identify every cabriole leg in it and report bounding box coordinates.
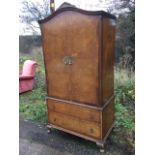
[47,126,52,134]
[96,140,105,153]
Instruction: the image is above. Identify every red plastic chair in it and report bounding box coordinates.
[19,60,37,93]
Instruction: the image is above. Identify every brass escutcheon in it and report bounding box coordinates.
[63,56,74,65]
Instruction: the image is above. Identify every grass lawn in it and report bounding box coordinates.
[19,47,135,153]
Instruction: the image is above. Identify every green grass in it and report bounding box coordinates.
[19,49,135,152]
[19,101,47,123]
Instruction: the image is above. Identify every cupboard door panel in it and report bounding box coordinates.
[42,11,100,104]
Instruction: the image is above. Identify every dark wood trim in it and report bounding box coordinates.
[46,95,114,111]
[38,7,116,24]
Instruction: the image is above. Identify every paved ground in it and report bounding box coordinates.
[19,120,132,155]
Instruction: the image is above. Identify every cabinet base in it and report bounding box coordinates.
[47,122,114,149]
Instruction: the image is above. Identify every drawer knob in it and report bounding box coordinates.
[90,128,94,133]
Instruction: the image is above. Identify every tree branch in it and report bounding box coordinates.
[20,0,50,34]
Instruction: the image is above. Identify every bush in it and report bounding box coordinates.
[110,68,135,152]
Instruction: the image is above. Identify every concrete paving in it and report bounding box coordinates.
[19,120,130,155]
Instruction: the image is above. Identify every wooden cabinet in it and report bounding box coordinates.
[39,4,116,148]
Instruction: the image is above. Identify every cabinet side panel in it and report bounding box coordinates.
[102,98,115,138]
[102,18,115,103]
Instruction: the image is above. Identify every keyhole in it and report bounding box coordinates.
[90,128,94,133]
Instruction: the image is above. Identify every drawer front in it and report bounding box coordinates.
[48,111,101,139]
[47,99,101,123]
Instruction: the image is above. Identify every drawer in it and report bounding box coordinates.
[47,99,101,123]
[48,111,101,139]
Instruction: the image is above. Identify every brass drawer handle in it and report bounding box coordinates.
[63,56,74,65]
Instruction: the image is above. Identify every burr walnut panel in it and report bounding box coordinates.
[41,11,100,105]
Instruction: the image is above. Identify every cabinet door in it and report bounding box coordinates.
[41,13,71,100]
[42,11,100,105]
[67,12,100,105]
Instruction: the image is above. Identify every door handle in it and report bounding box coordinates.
[63,56,74,65]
